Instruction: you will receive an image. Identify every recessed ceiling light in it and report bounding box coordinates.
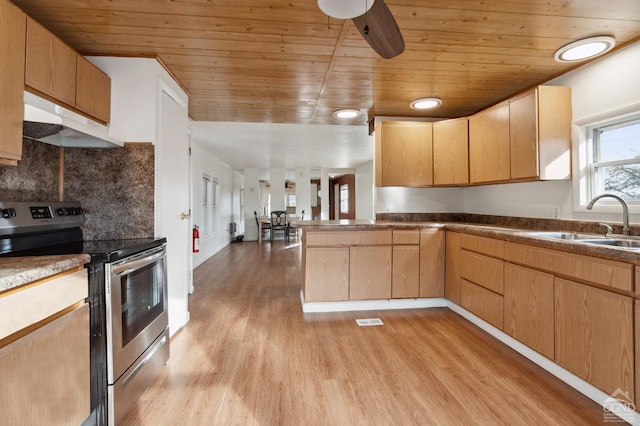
[334,109,361,119]
[410,97,442,110]
[554,36,616,63]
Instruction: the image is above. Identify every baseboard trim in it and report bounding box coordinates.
[300,291,448,313]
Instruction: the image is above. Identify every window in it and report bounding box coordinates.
[201,174,219,236]
[589,118,640,201]
[340,184,349,214]
[287,194,296,207]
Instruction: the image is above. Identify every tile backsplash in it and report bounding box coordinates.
[0,139,154,240]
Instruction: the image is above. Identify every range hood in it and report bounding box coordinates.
[23,91,123,148]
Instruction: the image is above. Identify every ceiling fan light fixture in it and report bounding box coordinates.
[410,97,442,110]
[318,0,375,19]
[334,109,361,119]
[554,36,616,62]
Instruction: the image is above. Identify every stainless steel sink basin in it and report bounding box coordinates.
[580,239,640,248]
[521,231,605,240]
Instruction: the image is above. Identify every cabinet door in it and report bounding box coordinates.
[76,55,111,123]
[378,121,433,187]
[25,17,77,106]
[0,0,26,165]
[444,232,462,303]
[433,118,469,185]
[504,263,554,359]
[460,250,504,295]
[0,304,90,425]
[304,247,349,302]
[469,101,510,183]
[555,278,633,395]
[509,90,538,180]
[350,246,392,300]
[392,245,420,298]
[419,228,444,297]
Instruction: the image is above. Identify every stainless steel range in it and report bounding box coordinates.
[0,201,169,425]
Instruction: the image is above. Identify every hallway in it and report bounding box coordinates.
[122,241,603,425]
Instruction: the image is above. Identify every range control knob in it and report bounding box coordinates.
[57,207,68,216]
[1,208,17,219]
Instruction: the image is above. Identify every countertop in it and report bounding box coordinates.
[0,254,91,292]
[298,220,640,265]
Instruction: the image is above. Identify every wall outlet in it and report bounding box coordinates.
[552,206,560,218]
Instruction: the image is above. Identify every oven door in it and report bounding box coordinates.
[105,244,168,384]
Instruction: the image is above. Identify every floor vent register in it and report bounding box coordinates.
[356,318,384,326]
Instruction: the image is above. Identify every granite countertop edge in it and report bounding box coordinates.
[0,254,91,292]
[298,220,640,264]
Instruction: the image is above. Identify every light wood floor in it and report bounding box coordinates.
[122,240,605,425]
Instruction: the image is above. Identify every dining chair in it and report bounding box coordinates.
[270,210,289,242]
[288,210,304,240]
[254,211,270,240]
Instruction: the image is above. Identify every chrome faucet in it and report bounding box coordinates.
[586,193,630,236]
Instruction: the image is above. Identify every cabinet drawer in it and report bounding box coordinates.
[460,279,504,329]
[505,242,632,292]
[0,268,88,341]
[460,234,504,258]
[393,229,420,245]
[460,250,504,294]
[305,230,392,246]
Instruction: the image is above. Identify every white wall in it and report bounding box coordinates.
[243,168,261,241]
[295,168,311,218]
[191,141,237,268]
[269,169,286,211]
[356,161,375,220]
[375,41,640,226]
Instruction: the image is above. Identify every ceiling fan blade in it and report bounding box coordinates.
[352,0,405,59]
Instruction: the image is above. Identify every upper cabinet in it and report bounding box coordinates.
[76,55,111,123]
[433,117,469,186]
[25,17,77,107]
[469,101,511,184]
[469,86,571,184]
[375,121,433,187]
[510,86,572,181]
[24,16,111,125]
[0,0,26,165]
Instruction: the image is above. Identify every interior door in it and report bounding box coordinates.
[159,90,190,335]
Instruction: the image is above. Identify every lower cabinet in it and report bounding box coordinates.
[460,279,503,329]
[555,277,634,396]
[304,247,350,302]
[419,228,445,297]
[351,246,392,300]
[392,245,420,298]
[503,263,554,359]
[0,304,90,425]
[444,232,462,303]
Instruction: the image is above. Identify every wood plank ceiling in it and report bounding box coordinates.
[12,0,640,126]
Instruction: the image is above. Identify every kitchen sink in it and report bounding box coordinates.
[520,231,606,240]
[579,239,640,249]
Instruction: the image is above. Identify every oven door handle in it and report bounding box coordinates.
[111,247,166,277]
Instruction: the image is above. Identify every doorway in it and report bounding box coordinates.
[329,174,355,220]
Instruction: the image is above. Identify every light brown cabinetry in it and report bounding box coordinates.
[444,232,462,303]
[23,16,111,124]
[459,234,505,328]
[76,55,111,123]
[555,278,634,396]
[375,121,433,187]
[392,229,420,298]
[503,263,554,359]
[509,86,571,181]
[303,229,392,302]
[304,247,350,302]
[469,101,510,183]
[433,118,469,185]
[419,228,444,297]
[0,0,26,165]
[351,246,392,300]
[469,86,571,184]
[0,304,90,425]
[25,17,77,106]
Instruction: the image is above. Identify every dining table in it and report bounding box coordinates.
[258,214,298,243]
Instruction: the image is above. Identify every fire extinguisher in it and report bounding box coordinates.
[193,225,200,253]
